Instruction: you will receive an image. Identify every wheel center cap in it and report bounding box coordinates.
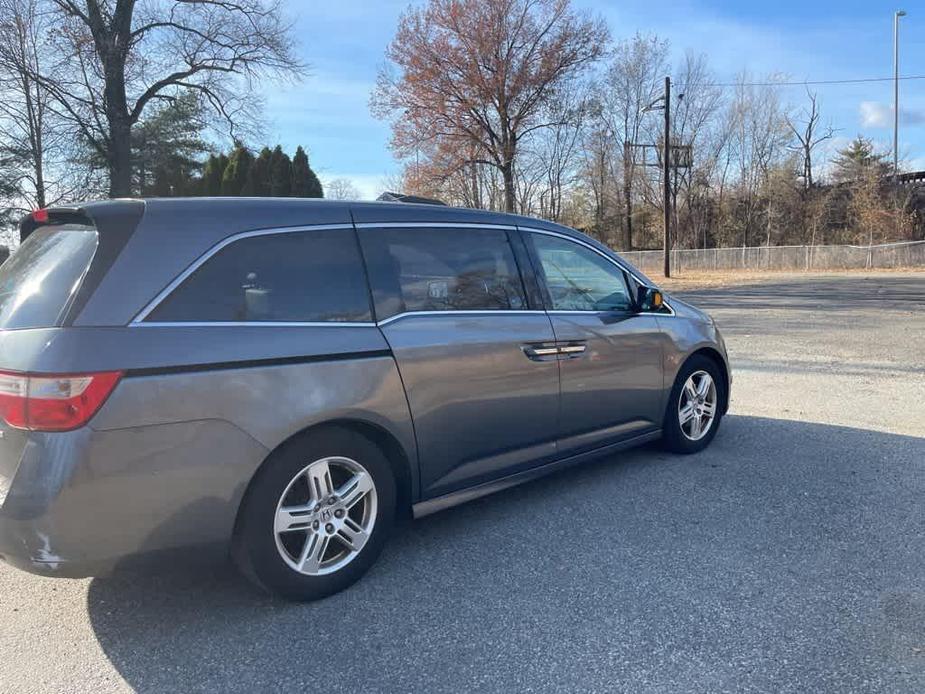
[320,509,333,522]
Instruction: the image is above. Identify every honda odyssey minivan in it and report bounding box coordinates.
[0,198,729,600]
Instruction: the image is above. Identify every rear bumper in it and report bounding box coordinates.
[0,421,268,578]
[0,520,95,577]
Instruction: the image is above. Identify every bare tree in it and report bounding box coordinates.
[514,85,589,221]
[372,0,608,213]
[669,51,723,249]
[30,0,303,197]
[0,0,94,214]
[786,88,835,190]
[579,105,619,240]
[727,73,790,247]
[0,0,48,210]
[597,33,669,249]
[325,178,362,200]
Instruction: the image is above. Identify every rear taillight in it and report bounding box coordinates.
[0,371,122,432]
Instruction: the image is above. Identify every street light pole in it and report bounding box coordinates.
[894,10,906,178]
[663,76,671,278]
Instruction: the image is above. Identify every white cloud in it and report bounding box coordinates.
[860,101,890,128]
[859,101,925,128]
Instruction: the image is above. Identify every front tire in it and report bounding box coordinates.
[233,426,396,601]
[661,355,724,454]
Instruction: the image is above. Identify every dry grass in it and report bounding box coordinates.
[655,267,925,291]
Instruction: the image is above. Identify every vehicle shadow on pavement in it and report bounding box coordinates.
[85,414,925,693]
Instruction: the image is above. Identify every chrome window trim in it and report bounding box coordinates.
[130,223,359,325]
[353,222,519,231]
[547,306,674,317]
[656,302,676,316]
[520,226,676,317]
[377,309,547,327]
[134,311,551,329]
[130,219,676,328]
[134,321,376,328]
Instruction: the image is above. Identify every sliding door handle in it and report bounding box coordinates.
[522,344,560,361]
[557,343,587,358]
[522,342,587,360]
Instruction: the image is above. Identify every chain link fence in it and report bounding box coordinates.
[620,241,925,275]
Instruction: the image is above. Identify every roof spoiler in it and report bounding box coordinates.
[19,207,93,243]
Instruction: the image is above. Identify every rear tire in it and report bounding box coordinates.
[233,426,396,601]
[661,355,724,454]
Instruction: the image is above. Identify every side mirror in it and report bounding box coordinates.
[636,286,664,312]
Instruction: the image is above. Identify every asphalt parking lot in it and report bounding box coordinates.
[1,272,923,693]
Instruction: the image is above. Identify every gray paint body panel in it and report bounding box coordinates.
[380,313,560,497]
[0,197,730,577]
[0,325,387,374]
[548,312,666,454]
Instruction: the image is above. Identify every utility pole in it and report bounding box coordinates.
[893,10,906,178]
[623,141,633,251]
[663,75,671,278]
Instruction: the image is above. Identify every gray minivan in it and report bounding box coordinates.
[0,198,729,600]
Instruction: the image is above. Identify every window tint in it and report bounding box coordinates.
[532,233,631,312]
[360,227,527,319]
[0,226,98,330]
[146,229,371,323]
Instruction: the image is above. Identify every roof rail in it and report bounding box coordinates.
[376,191,447,206]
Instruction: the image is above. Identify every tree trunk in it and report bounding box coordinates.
[501,160,516,213]
[108,116,133,197]
[24,79,45,208]
[32,146,45,208]
[96,3,135,198]
[470,162,481,209]
[805,145,813,189]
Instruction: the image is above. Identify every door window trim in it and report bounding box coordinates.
[131,220,671,328]
[376,309,548,327]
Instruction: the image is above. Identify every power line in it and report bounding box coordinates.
[700,74,925,88]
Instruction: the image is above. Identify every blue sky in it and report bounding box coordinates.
[266,0,924,198]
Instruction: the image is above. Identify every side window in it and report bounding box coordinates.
[145,229,372,323]
[360,227,528,319]
[531,233,632,312]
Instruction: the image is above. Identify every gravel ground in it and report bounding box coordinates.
[0,272,923,693]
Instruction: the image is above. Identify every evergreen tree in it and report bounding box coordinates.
[243,147,273,196]
[832,136,890,183]
[151,166,173,197]
[132,93,209,196]
[221,144,254,196]
[291,145,324,198]
[268,145,292,197]
[201,154,228,196]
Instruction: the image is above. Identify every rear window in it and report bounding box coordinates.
[0,226,98,330]
[144,229,372,323]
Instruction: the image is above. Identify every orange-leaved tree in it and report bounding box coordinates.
[372,0,608,212]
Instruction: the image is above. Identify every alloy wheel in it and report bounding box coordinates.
[678,370,718,442]
[273,456,378,576]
